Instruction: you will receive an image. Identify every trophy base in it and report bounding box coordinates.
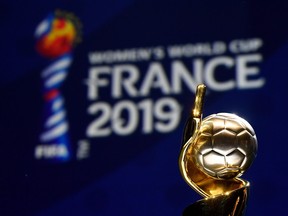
[183,186,249,216]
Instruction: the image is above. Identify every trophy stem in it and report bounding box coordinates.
[183,186,249,216]
[192,84,206,118]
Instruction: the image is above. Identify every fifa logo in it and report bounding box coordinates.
[34,10,81,161]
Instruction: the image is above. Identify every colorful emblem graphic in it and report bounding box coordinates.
[34,10,81,161]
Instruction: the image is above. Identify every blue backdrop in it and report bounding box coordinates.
[0,0,287,215]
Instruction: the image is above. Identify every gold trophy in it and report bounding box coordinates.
[179,84,258,216]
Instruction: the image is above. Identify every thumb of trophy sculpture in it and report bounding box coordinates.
[179,84,258,216]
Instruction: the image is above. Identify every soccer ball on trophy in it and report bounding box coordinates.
[192,113,257,179]
[179,85,258,215]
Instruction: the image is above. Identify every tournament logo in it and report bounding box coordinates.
[34,10,81,161]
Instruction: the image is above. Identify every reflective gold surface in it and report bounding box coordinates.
[192,84,206,118]
[193,113,257,180]
[179,84,257,216]
[183,186,249,216]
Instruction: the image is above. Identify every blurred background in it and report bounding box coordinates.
[0,0,287,215]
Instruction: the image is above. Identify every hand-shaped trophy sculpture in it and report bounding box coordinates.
[179,84,257,216]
